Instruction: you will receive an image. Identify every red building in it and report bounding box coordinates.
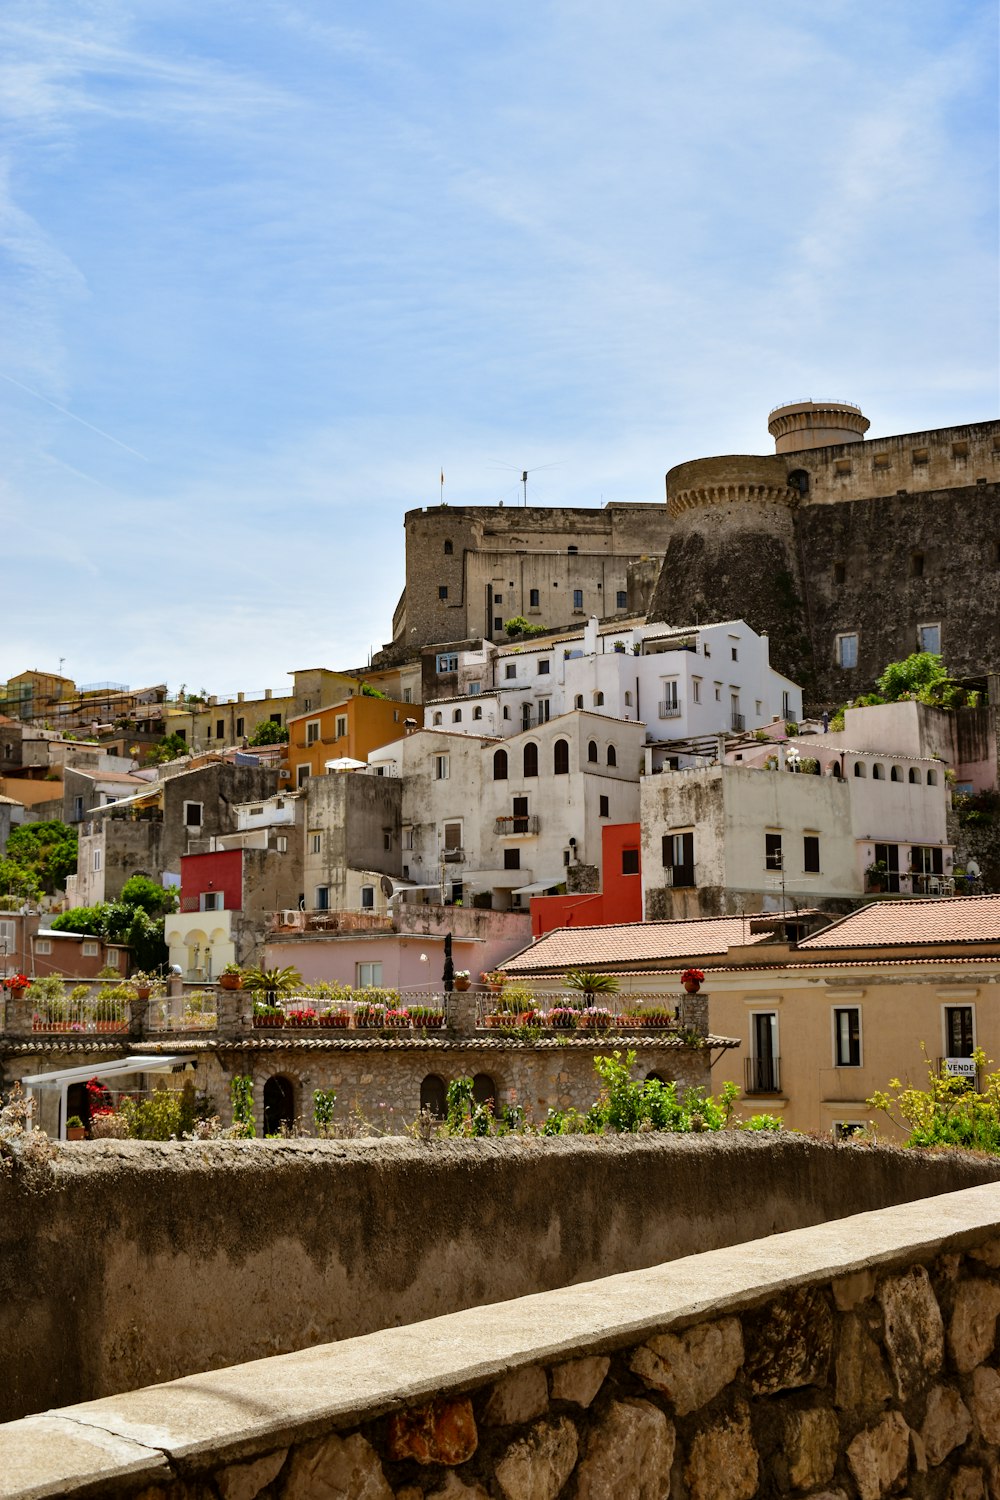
[530,823,643,938]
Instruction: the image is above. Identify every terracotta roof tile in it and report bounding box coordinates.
[797,895,1000,950]
[502,915,772,973]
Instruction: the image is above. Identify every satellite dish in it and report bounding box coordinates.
[380,876,394,898]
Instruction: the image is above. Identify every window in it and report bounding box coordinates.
[607,744,617,767]
[436,653,458,673]
[529,588,540,607]
[523,743,538,777]
[443,539,453,554]
[184,801,203,827]
[749,1013,779,1093]
[833,1007,861,1066]
[438,586,448,600]
[215,719,224,739]
[554,739,569,774]
[306,720,320,744]
[616,591,627,609]
[434,755,449,780]
[383,830,392,851]
[444,821,462,850]
[403,825,414,850]
[433,712,443,726]
[622,848,640,875]
[537,699,550,723]
[236,716,245,738]
[493,749,508,780]
[833,1121,865,1141]
[918,623,941,655]
[316,886,330,910]
[574,695,583,710]
[945,1006,975,1059]
[73,796,84,821]
[296,764,310,788]
[357,961,383,987]
[106,949,120,968]
[872,762,885,780]
[853,761,867,777]
[837,634,859,669]
[731,646,738,661]
[494,592,503,604]
[420,1074,447,1118]
[505,663,517,680]
[310,832,321,853]
[494,618,503,632]
[503,706,511,719]
[765,833,782,870]
[890,765,902,782]
[912,845,944,877]
[662,830,694,885]
[908,767,921,784]
[587,740,598,763]
[504,848,521,870]
[692,678,701,704]
[82,940,99,958]
[573,589,584,610]
[624,691,632,707]
[35,939,51,955]
[755,700,762,716]
[804,836,820,873]
[93,848,102,872]
[269,713,282,726]
[468,681,481,695]
[201,892,221,912]
[403,687,412,703]
[521,702,533,730]
[360,885,375,909]
[715,685,721,701]
[782,690,791,718]
[473,706,483,721]
[335,715,347,737]
[910,551,925,579]
[927,768,938,786]
[276,836,288,853]
[594,691,604,707]
[452,709,462,723]
[538,659,550,675]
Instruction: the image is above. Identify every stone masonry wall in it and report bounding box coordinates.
[9,1181,1000,1499]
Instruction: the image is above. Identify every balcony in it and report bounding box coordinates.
[662,864,696,888]
[731,712,746,733]
[442,848,465,863]
[658,701,682,719]
[495,815,540,836]
[745,1055,781,1095]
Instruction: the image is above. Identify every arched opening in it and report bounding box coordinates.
[473,706,483,721]
[830,761,842,778]
[473,1074,497,1112]
[909,767,921,784]
[574,694,583,710]
[493,748,508,780]
[872,763,885,781]
[420,1074,447,1119]
[553,739,569,775]
[624,691,632,707]
[788,469,810,497]
[443,539,453,555]
[890,765,902,783]
[523,743,538,778]
[607,744,617,767]
[854,761,867,778]
[432,711,442,726]
[593,692,604,707]
[646,1071,667,1084]
[927,769,938,786]
[587,740,598,763]
[263,1076,294,1136]
[452,709,462,723]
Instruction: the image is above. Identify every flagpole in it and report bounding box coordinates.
[440,468,444,505]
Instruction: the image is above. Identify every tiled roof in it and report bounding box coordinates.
[797,896,1000,950]
[502,916,772,973]
[0,1033,737,1055]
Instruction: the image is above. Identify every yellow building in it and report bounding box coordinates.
[0,671,76,722]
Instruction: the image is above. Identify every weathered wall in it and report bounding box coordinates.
[3,1135,1000,1424]
[9,1179,1000,1499]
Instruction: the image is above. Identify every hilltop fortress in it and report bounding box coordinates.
[391,402,1000,710]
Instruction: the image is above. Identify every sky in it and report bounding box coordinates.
[1,1,997,699]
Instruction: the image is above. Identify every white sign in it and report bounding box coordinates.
[944,1057,977,1082]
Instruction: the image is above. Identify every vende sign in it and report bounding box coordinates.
[944,1057,977,1082]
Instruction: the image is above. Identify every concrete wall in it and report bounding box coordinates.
[2,1135,1000,1423]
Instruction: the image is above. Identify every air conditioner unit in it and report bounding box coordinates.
[278,770,291,780]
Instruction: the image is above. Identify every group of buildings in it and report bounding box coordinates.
[2,400,999,1139]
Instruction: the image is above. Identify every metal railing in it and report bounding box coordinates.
[495,815,540,835]
[731,712,746,732]
[31,996,128,1034]
[662,864,696,888]
[473,989,699,1034]
[744,1055,781,1094]
[658,701,682,719]
[252,989,448,1031]
[146,994,218,1032]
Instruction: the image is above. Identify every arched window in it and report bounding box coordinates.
[523,743,538,778]
[553,739,569,775]
[607,744,617,767]
[443,539,453,555]
[593,691,604,707]
[473,705,483,721]
[574,694,584,710]
[788,469,810,497]
[587,740,598,763]
[263,1076,294,1137]
[646,1071,667,1084]
[890,765,902,783]
[420,1074,447,1119]
[473,1073,497,1111]
[854,762,867,778]
[872,763,885,781]
[624,691,632,707]
[830,762,842,779]
[909,767,921,784]
[493,748,508,780]
[432,711,443,726]
[927,769,938,786]
[452,709,462,723]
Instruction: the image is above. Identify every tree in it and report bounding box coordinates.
[358,682,387,699]
[504,616,549,640]
[50,886,170,972]
[2,821,77,895]
[119,875,178,917]
[145,732,189,765]
[876,652,950,705]
[248,719,289,746]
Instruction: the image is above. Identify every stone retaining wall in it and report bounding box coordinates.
[8,1182,1000,1498]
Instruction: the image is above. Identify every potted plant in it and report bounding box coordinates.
[286,1007,319,1028]
[480,970,504,993]
[409,1005,445,1030]
[384,1007,411,1030]
[253,1001,285,1028]
[565,969,620,1001]
[547,1006,579,1031]
[320,1008,351,1029]
[581,1006,615,1030]
[219,963,243,991]
[66,1115,86,1141]
[866,860,889,893]
[3,973,31,999]
[454,969,471,992]
[128,970,165,1002]
[641,1007,679,1029]
[681,968,705,995]
[613,640,626,654]
[354,1002,385,1029]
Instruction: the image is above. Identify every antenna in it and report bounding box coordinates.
[488,459,562,507]
[522,470,528,505]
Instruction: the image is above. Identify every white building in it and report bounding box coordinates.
[423,617,801,748]
[368,712,644,910]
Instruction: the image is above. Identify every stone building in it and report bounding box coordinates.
[647,402,1000,707]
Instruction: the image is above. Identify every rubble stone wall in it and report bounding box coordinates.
[7,1181,1000,1498]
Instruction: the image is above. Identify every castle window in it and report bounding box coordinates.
[890,765,902,783]
[529,588,540,607]
[438,585,448,600]
[443,539,453,554]
[909,767,921,784]
[607,744,617,767]
[918,623,941,655]
[616,591,627,609]
[854,761,866,778]
[910,551,925,579]
[912,448,929,465]
[834,459,852,475]
[588,740,598,762]
[833,562,845,585]
[836,634,858,669]
[872,763,885,781]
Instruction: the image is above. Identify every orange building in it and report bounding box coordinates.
[530,823,643,937]
[287,696,423,787]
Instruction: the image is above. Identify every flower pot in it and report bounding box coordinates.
[321,1015,350,1029]
[66,1127,86,1142]
[683,980,701,994]
[133,986,152,1001]
[484,1013,509,1028]
[219,974,243,991]
[454,977,471,991]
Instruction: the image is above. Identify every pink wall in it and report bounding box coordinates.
[265,935,495,991]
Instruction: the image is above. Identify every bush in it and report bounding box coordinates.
[868,1049,1000,1153]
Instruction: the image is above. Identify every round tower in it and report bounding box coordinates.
[768,400,870,453]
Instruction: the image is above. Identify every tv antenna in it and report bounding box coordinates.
[488,459,562,506]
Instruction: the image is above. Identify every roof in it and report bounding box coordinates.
[797,895,1000,951]
[502,915,772,973]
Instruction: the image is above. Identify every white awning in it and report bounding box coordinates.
[512,879,565,897]
[20,1055,196,1091]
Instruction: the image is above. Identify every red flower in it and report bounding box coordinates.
[680,968,705,985]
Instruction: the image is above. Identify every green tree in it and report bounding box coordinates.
[50,886,170,972]
[504,616,549,640]
[876,652,950,704]
[248,719,289,746]
[2,821,77,895]
[145,732,190,765]
[358,682,387,699]
[118,875,178,917]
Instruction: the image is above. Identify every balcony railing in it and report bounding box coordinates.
[474,988,705,1035]
[745,1055,781,1094]
[495,815,540,835]
[658,701,682,719]
[442,848,465,863]
[731,712,746,732]
[662,864,696,888]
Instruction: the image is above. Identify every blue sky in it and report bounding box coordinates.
[2,1,997,698]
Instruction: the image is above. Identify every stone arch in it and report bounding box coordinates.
[420,1074,447,1118]
[473,1073,497,1111]
[263,1075,295,1136]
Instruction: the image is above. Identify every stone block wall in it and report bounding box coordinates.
[8,1181,1000,1498]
